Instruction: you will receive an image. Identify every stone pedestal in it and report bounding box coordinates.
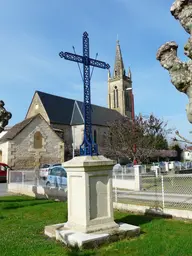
[44,155,140,248]
[64,155,118,233]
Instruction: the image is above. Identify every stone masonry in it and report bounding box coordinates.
[8,115,64,169]
[108,40,133,118]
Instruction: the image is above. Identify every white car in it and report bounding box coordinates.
[39,163,61,180]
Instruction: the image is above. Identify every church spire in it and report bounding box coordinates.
[127,67,132,80]
[113,40,124,78]
[108,69,111,79]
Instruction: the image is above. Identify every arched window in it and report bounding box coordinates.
[113,90,116,108]
[34,131,43,149]
[93,130,97,143]
[113,86,119,108]
[116,89,119,108]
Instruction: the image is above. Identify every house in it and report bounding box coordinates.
[182,146,192,161]
[0,114,64,169]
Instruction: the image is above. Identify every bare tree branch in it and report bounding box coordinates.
[103,114,171,162]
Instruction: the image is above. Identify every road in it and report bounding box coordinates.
[116,189,192,205]
[0,183,10,196]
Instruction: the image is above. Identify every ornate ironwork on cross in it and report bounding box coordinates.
[0,100,12,133]
[59,31,110,156]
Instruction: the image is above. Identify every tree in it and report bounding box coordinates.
[103,114,171,163]
[154,134,168,150]
[169,143,183,161]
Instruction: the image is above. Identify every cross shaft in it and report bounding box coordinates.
[59,31,110,156]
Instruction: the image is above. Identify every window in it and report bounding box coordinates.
[50,167,61,176]
[0,165,5,171]
[113,90,116,108]
[50,167,56,176]
[40,164,50,168]
[116,89,119,108]
[60,168,67,178]
[34,131,43,149]
[93,130,97,143]
[53,163,61,167]
[113,86,119,108]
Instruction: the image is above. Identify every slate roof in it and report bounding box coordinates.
[37,91,74,125]
[0,116,35,143]
[76,101,122,126]
[36,91,122,126]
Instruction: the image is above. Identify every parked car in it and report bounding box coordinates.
[169,161,182,171]
[168,161,175,170]
[126,163,134,168]
[150,162,167,173]
[39,163,61,180]
[46,166,67,188]
[113,163,122,173]
[0,163,11,182]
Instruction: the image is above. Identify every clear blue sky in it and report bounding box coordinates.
[0,0,191,141]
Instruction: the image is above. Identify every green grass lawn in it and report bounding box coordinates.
[1,196,192,256]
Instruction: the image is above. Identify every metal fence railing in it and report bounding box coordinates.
[8,170,67,190]
[113,173,192,210]
[8,168,192,211]
[8,170,37,184]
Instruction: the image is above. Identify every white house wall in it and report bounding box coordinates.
[0,141,10,164]
[183,151,192,161]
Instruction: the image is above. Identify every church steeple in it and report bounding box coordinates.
[127,67,132,80]
[108,39,133,119]
[113,40,124,77]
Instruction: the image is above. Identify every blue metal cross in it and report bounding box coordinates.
[59,31,110,156]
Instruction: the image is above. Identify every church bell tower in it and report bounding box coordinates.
[108,40,133,118]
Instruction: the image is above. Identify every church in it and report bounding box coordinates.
[0,41,134,169]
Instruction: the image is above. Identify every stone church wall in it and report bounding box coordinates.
[71,125,84,149]
[71,124,108,152]
[92,125,108,148]
[11,116,64,169]
[26,92,50,122]
[51,123,72,160]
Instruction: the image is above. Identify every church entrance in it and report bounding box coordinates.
[0,151,2,162]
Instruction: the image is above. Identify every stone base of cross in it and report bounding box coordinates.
[44,155,140,248]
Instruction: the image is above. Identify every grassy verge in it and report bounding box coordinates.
[1,196,192,256]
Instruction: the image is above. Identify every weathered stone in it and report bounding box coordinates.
[0,114,64,168]
[156,0,192,123]
[44,155,140,248]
